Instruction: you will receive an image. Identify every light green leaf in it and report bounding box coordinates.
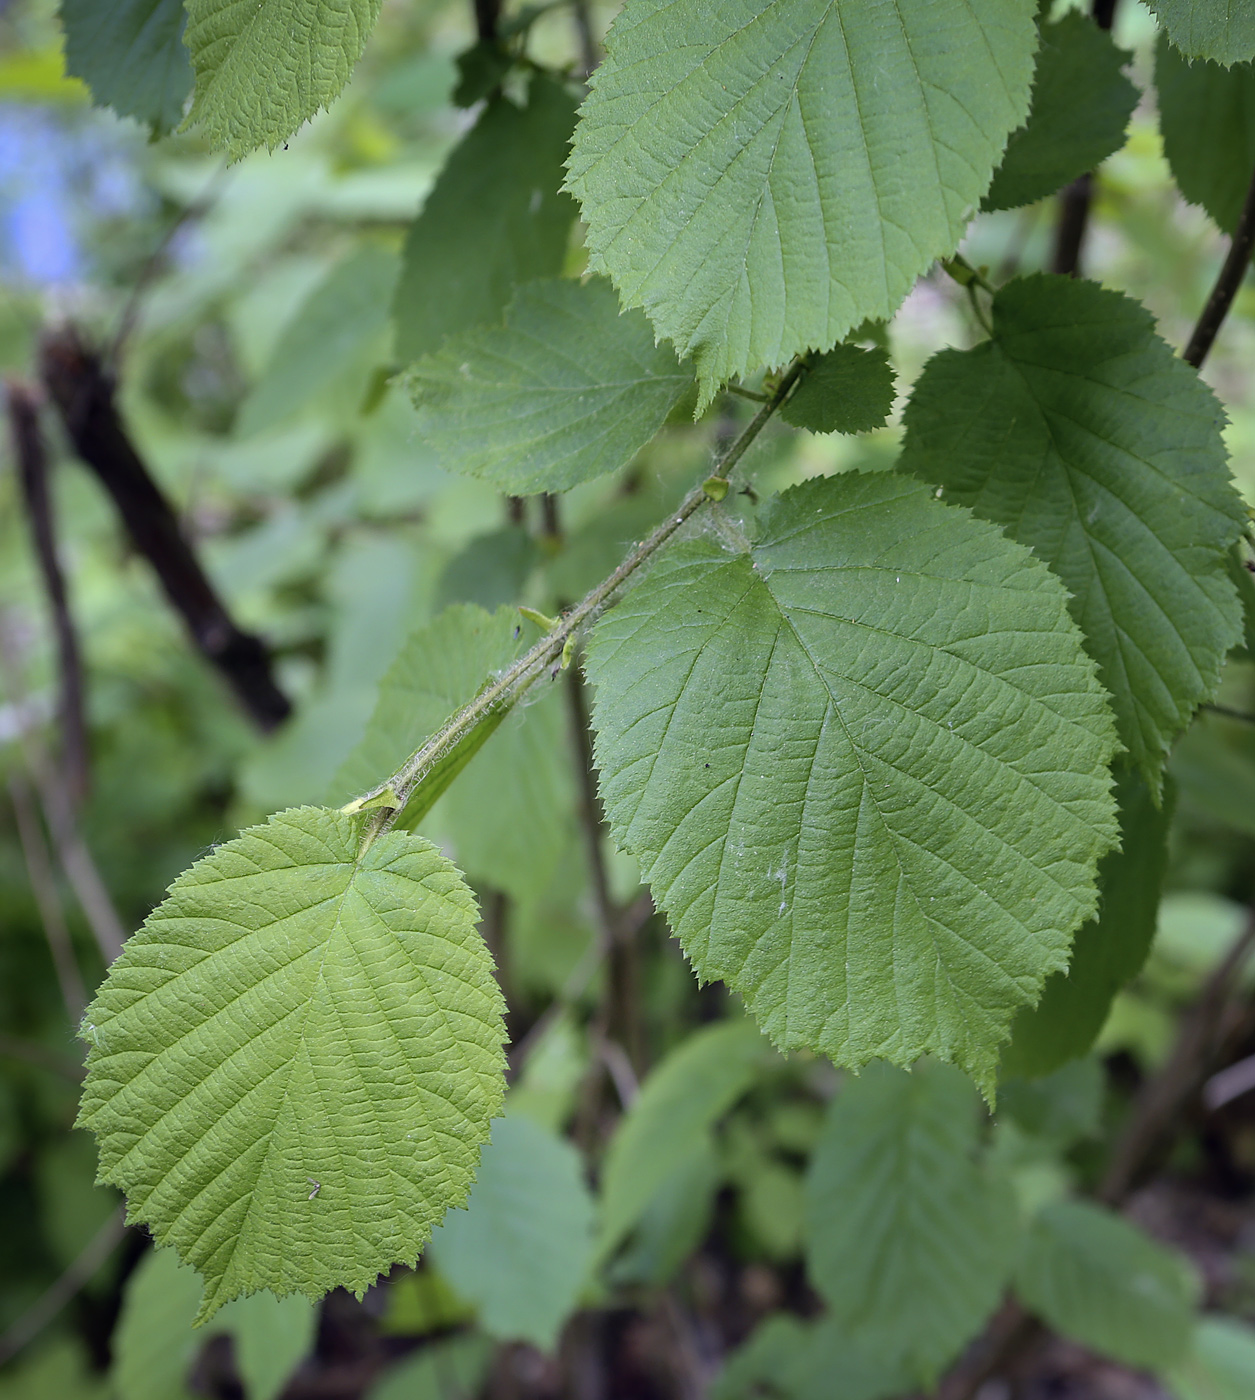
[1016,1199,1201,1370]
[237,244,399,438]
[328,604,522,818]
[901,274,1243,789]
[713,1314,913,1400]
[1168,1317,1255,1400]
[566,0,1039,405]
[587,472,1119,1089]
[1149,0,1255,66]
[218,1292,317,1400]
[110,1249,202,1400]
[1001,765,1172,1079]
[394,78,578,364]
[183,0,383,157]
[805,1062,1020,1379]
[984,12,1138,212]
[597,1019,772,1260]
[607,1136,721,1287]
[406,278,693,495]
[780,345,895,436]
[427,1115,594,1352]
[1156,36,1255,236]
[366,1335,491,1400]
[60,0,191,134]
[78,807,506,1321]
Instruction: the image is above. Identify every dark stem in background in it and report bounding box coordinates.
[474,0,501,41]
[1049,0,1118,278]
[571,0,598,79]
[1184,157,1255,369]
[5,380,89,802]
[39,326,291,733]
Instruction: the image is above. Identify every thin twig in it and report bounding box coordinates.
[1183,156,1255,370]
[570,0,598,79]
[8,773,86,1019]
[1203,701,1255,725]
[0,1209,126,1365]
[474,0,501,41]
[6,379,89,803]
[354,360,807,839]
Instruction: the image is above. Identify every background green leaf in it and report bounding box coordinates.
[567,0,1038,403]
[983,11,1138,212]
[217,1292,318,1400]
[805,1062,1020,1380]
[406,277,693,494]
[427,1115,594,1352]
[79,807,506,1319]
[110,1249,202,1400]
[393,78,577,364]
[588,473,1118,1089]
[60,0,192,134]
[1156,36,1255,236]
[183,0,384,157]
[901,274,1243,789]
[1015,1199,1201,1370]
[1168,1317,1255,1400]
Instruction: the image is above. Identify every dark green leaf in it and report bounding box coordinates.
[60,0,192,134]
[1148,0,1255,67]
[393,78,578,364]
[984,12,1138,212]
[781,345,895,435]
[406,277,693,493]
[434,527,540,614]
[1156,35,1255,236]
[901,274,1243,788]
[1001,765,1173,1079]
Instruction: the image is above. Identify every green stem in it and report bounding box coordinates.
[355,360,806,848]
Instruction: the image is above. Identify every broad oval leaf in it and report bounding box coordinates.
[406,277,694,495]
[587,473,1119,1089]
[183,0,384,158]
[901,275,1243,790]
[805,1062,1020,1380]
[78,807,506,1321]
[1156,35,1255,236]
[61,0,192,135]
[1015,1199,1201,1370]
[566,0,1039,405]
[1148,0,1255,66]
[427,1115,594,1352]
[983,11,1138,213]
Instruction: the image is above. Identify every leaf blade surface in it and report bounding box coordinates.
[60,0,192,134]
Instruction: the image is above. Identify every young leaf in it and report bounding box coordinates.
[597,1020,772,1260]
[805,1063,1020,1379]
[183,0,384,158]
[983,11,1138,212]
[1168,1317,1255,1400]
[587,473,1119,1090]
[901,275,1243,790]
[1148,0,1255,67]
[237,244,399,438]
[427,1116,594,1352]
[406,278,693,495]
[60,0,192,135]
[110,1248,203,1400]
[779,345,895,436]
[566,0,1038,406]
[1156,36,1255,236]
[78,807,506,1321]
[218,1292,317,1400]
[1001,766,1173,1080]
[328,604,522,818]
[394,78,578,364]
[1015,1199,1201,1370]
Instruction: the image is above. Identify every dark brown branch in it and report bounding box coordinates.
[38,325,291,733]
[1184,157,1255,369]
[6,380,89,803]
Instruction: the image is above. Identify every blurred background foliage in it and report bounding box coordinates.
[2,0,1255,1397]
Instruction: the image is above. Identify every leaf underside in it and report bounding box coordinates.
[901,274,1243,791]
[1149,0,1255,66]
[78,807,506,1321]
[183,0,384,157]
[587,472,1119,1091]
[407,278,694,494]
[566,0,1039,405]
[60,0,192,134]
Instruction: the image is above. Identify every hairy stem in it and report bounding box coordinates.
[359,360,806,842]
[1183,156,1255,370]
